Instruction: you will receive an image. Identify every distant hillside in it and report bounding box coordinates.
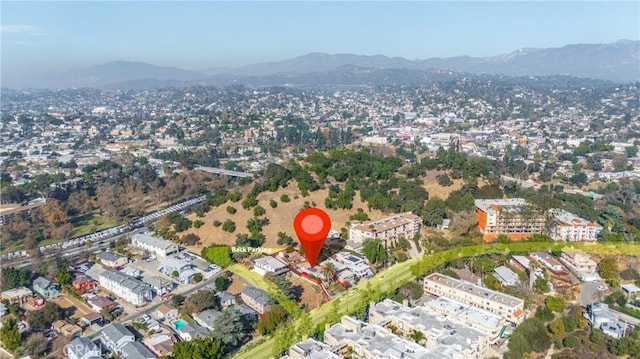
[238,40,640,83]
[48,61,204,88]
[5,40,639,88]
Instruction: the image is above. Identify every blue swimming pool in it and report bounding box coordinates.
[174,319,187,330]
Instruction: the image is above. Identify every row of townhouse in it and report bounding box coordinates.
[131,233,180,258]
[423,272,525,324]
[98,270,153,306]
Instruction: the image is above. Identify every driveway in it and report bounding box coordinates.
[578,282,599,306]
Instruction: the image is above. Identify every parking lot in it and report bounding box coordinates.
[3,195,206,262]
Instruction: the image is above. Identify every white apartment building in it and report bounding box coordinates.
[369,299,494,358]
[348,212,420,248]
[99,270,153,306]
[549,209,602,241]
[281,338,341,359]
[325,316,466,359]
[131,233,179,258]
[423,296,507,342]
[423,272,525,324]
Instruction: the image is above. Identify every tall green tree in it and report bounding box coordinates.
[211,308,245,348]
[0,317,21,352]
[169,337,225,359]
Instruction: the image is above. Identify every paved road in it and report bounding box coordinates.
[2,195,206,268]
[195,166,254,178]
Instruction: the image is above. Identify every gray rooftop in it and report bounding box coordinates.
[325,317,435,359]
[120,341,156,359]
[97,251,124,263]
[423,296,505,331]
[99,270,152,295]
[67,337,100,358]
[33,276,56,289]
[282,338,341,359]
[493,265,521,285]
[474,198,528,214]
[193,309,221,326]
[132,233,176,250]
[425,273,524,308]
[102,323,134,343]
[242,286,273,306]
[371,299,487,351]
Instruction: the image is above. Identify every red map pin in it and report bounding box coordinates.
[294,208,331,267]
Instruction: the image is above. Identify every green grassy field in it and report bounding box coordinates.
[71,211,118,237]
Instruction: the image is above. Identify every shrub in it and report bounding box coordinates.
[193,220,204,228]
[201,245,233,267]
[222,220,236,233]
[545,296,567,313]
[253,205,266,217]
[226,206,237,215]
[280,194,290,203]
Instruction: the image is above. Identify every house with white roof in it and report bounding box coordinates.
[131,233,179,258]
[253,256,289,276]
[493,266,521,287]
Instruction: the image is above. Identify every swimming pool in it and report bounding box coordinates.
[174,319,187,330]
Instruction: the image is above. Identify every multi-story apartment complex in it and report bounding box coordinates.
[368,299,494,358]
[131,233,179,258]
[99,270,153,306]
[475,198,546,241]
[348,212,421,249]
[423,296,507,342]
[423,272,525,324]
[281,338,341,359]
[548,209,602,241]
[325,315,483,359]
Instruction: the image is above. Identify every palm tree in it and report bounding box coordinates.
[322,263,337,282]
[409,329,426,344]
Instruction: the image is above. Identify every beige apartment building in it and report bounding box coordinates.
[423,272,525,324]
[348,212,421,249]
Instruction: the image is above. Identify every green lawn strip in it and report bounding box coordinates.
[71,212,117,237]
[231,241,640,359]
[228,264,302,318]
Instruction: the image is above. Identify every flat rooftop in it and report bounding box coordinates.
[474,198,527,214]
[326,317,434,359]
[371,299,488,349]
[425,273,524,308]
[423,296,504,331]
[282,338,341,359]
[351,212,419,234]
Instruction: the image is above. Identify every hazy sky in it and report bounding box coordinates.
[2,1,639,75]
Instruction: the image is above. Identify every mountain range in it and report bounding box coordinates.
[6,40,639,89]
